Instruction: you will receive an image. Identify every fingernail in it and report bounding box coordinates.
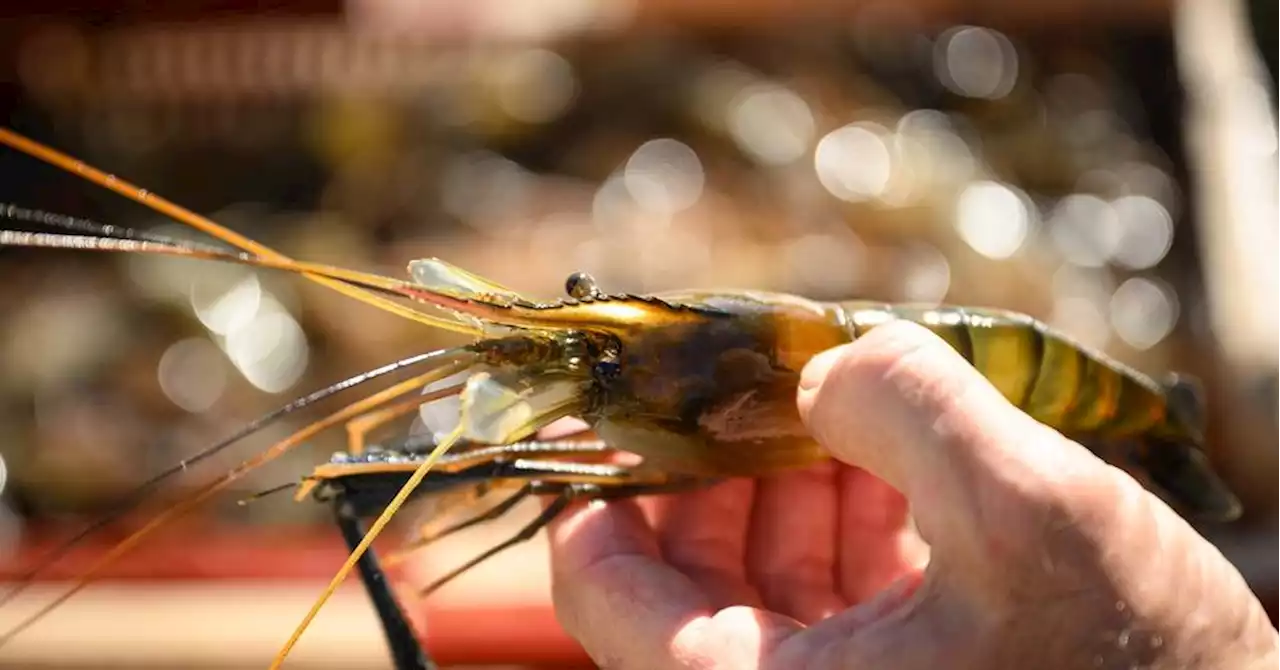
[800,345,846,391]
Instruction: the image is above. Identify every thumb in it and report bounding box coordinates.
[788,321,1277,670]
[795,320,1128,584]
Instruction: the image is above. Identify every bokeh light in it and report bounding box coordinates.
[491,48,578,124]
[1110,276,1180,350]
[192,272,263,336]
[954,180,1033,259]
[934,26,1019,100]
[623,139,705,218]
[901,245,953,304]
[157,337,228,412]
[728,83,815,166]
[221,294,309,394]
[1109,195,1174,270]
[814,122,893,202]
[1049,194,1122,268]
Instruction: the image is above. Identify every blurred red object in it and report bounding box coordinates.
[0,522,592,667]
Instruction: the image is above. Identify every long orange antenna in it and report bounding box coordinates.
[0,128,477,335]
[0,352,477,646]
[0,230,479,334]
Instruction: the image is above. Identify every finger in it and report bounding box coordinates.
[650,478,764,609]
[746,460,845,623]
[836,466,920,604]
[535,416,594,440]
[548,497,803,669]
[547,497,712,668]
[796,321,1123,583]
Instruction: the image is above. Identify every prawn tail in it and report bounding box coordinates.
[1134,437,1242,523]
[1134,374,1242,523]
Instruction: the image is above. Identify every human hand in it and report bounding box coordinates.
[546,321,1279,669]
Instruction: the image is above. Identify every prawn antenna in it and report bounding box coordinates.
[0,127,481,336]
[0,351,476,647]
[0,203,233,254]
[0,228,422,302]
[0,349,460,608]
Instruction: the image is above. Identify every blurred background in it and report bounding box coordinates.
[0,0,1275,667]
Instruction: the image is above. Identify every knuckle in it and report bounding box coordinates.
[846,323,987,417]
[988,452,1140,577]
[1019,446,1136,529]
[856,318,948,354]
[839,323,945,388]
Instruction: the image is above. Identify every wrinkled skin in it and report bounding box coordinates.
[547,321,1279,670]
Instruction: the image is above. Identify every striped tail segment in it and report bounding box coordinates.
[839,303,1242,522]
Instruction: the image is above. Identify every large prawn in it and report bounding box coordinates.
[0,127,1242,669]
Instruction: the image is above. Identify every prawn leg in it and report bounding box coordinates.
[332,466,702,670]
[414,483,587,599]
[383,482,535,568]
[333,497,437,670]
[301,437,617,505]
[415,472,714,598]
[389,456,623,565]
[428,437,613,470]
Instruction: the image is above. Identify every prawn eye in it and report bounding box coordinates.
[593,360,621,382]
[565,271,600,299]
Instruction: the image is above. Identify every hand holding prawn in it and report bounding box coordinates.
[547,322,1278,670]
